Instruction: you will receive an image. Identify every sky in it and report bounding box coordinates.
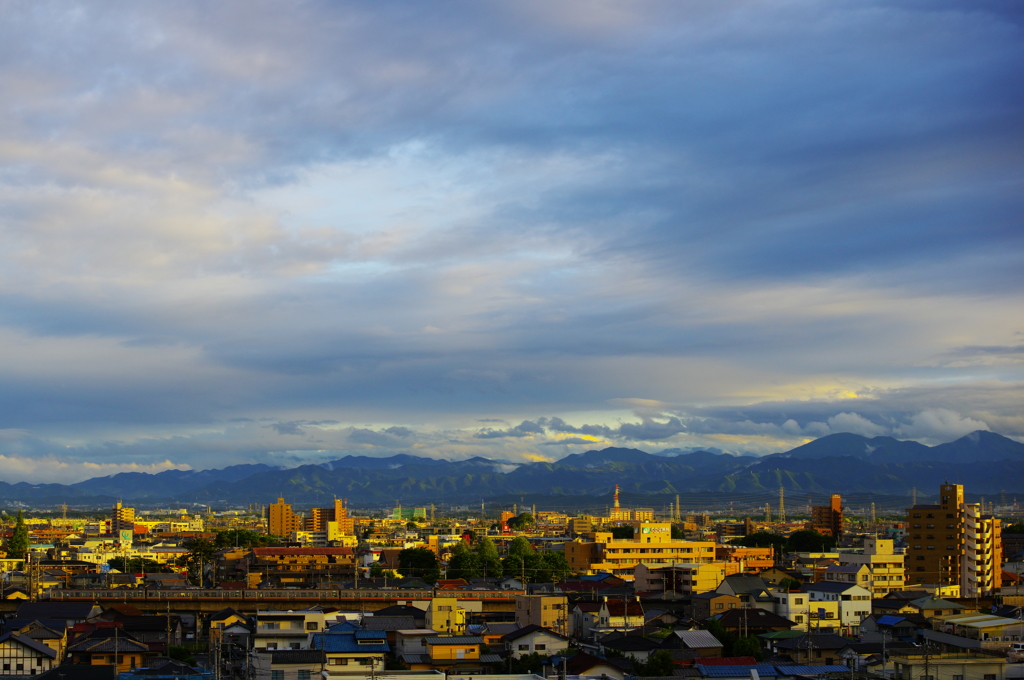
[0,1,1022,483]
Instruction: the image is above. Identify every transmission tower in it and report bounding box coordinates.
[871,502,876,526]
[911,487,917,506]
[778,486,786,523]
[764,503,771,523]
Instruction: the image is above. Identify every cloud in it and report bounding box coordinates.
[895,408,991,443]
[0,1,1018,479]
[475,420,545,439]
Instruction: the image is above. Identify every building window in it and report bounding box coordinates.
[952,675,963,680]
[307,622,318,630]
[272,672,284,680]
[330,659,349,666]
[298,671,310,680]
[536,645,546,651]
[984,676,996,680]
[519,645,530,651]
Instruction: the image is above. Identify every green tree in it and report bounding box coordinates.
[509,653,549,674]
[180,537,216,586]
[168,646,196,665]
[637,650,675,676]
[474,535,503,578]
[503,536,541,582]
[398,547,441,583]
[108,557,173,573]
[507,513,535,530]
[447,541,482,579]
[535,551,572,583]
[213,529,278,549]
[670,524,685,539]
[778,577,802,592]
[732,635,764,661]
[704,619,737,656]
[1005,522,1024,534]
[406,521,418,530]
[786,530,837,553]
[369,562,397,579]
[609,526,634,539]
[6,510,29,560]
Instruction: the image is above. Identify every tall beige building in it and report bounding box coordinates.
[905,484,1002,596]
[111,501,135,534]
[515,594,569,636]
[838,537,905,595]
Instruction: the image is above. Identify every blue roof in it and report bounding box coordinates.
[697,665,778,677]
[327,621,359,632]
[876,615,906,627]
[311,632,390,654]
[354,630,387,640]
[777,666,851,676]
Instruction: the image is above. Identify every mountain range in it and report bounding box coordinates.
[2,430,1022,508]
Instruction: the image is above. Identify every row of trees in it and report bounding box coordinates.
[729,529,837,554]
[375,535,573,585]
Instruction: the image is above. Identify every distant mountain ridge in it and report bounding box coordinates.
[0,430,1021,506]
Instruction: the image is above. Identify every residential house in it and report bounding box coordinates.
[502,625,568,659]
[66,626,151,673]
[570,603,600,639]
[905,596,966,622]
[715,576,776,611]
[673,630,724,658]
[4,621,66,660]
[771,589,838,632]
[858,614,927,643]
[768,633,852,666]
[0,632,58,676]
[692,593,741,622]
[208,608,249,645]
[361,617,417,646]
[711,608,796,638]
[596,599,644,631]
[254,608,327,651]
[401,636,501,674]
[262,649,325,680]
[802,581,872,633]
[310,626,389,678]
[15,603,102,627]
[822,564,872,588]
[392,630,439,660]
[563,651,630,680]
[599,633,663,661]
[927,613,1024,648]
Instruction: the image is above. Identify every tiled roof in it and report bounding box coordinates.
[424,636,482,645]
[311,632,389,653]
[0,633,58,658]
[696,664,777,677]
[502,624,567,642]
[698,657,758,666]
[362,616,417,631]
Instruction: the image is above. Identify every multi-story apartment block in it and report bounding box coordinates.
[633,562,727,596]
[809,494,844,539]
[426,597,467,634]
[564,522,716,578]
[905,484,1003,596]
[838,537,905,596]
[111,501,136,542]
[269,497,303,538]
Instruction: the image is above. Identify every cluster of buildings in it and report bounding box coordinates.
[0,483,1020,680]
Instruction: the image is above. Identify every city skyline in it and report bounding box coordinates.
[0,2,1022,483]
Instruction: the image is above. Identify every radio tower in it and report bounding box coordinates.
[778,486,786,523]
